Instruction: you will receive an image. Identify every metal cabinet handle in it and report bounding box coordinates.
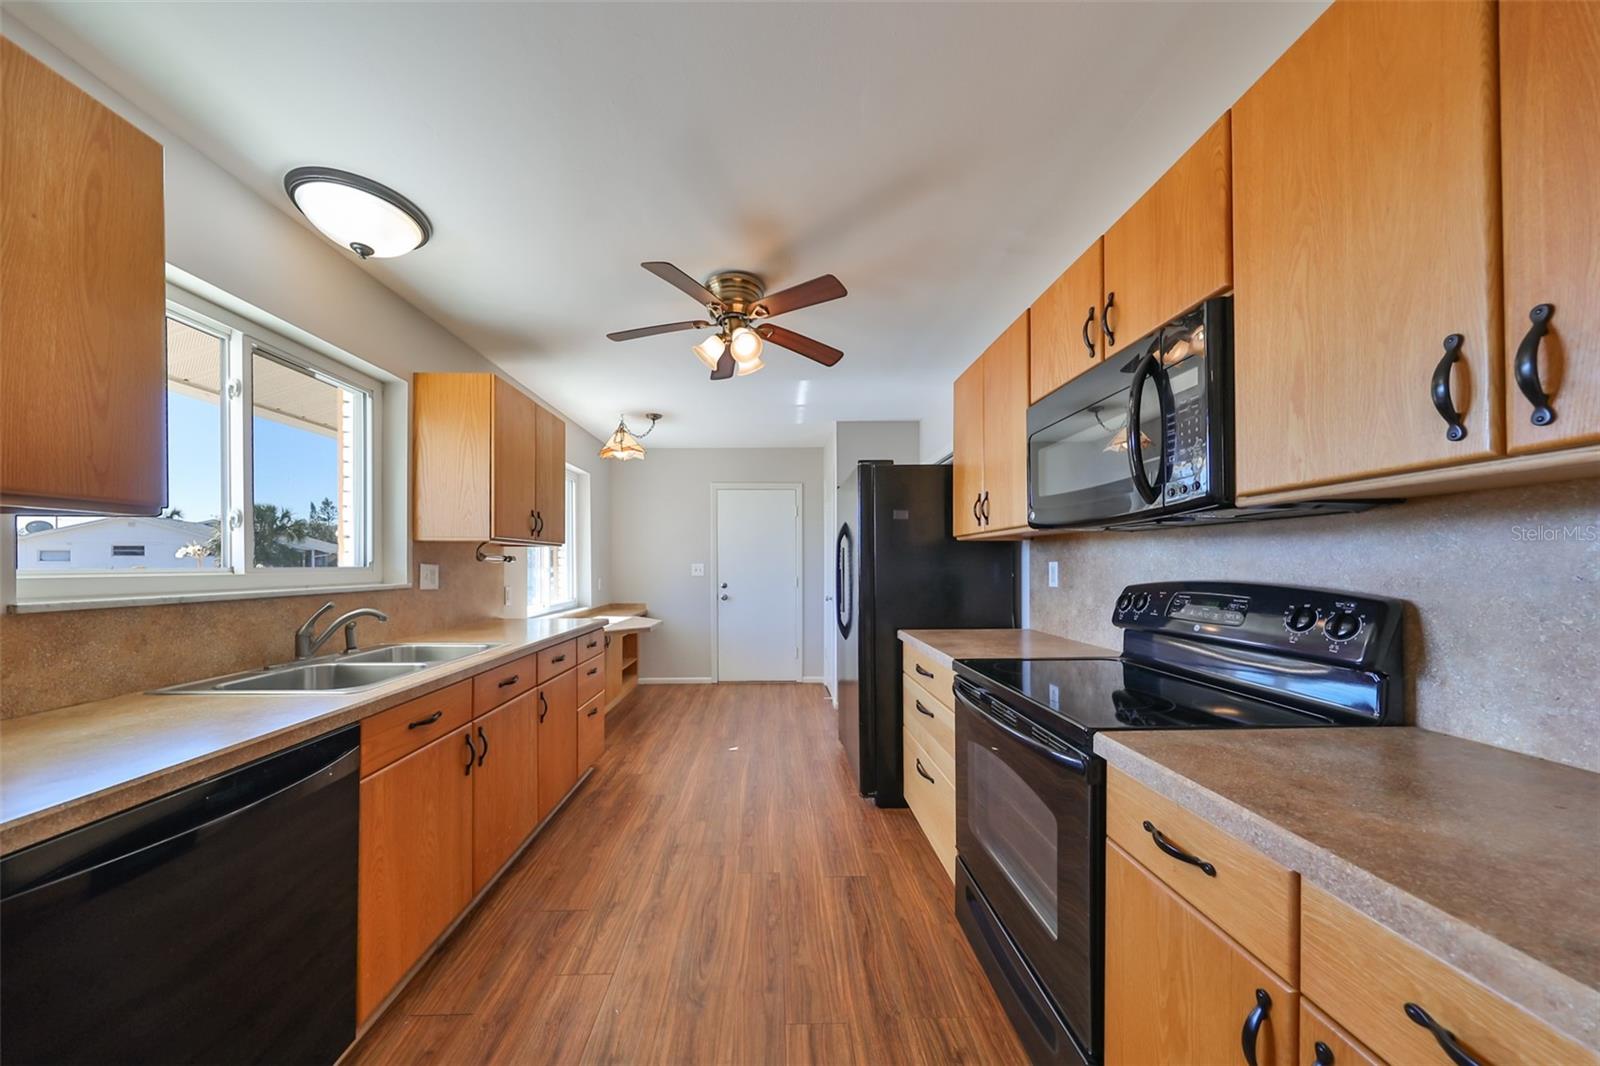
[1142,820,1217,876]
[498,674,520,688]
[587,666,600,677]
[463,732,476,775]
[1431,334,1468,441]
[915,664,935,679]
[538,690,548,723]
[551,654,566,664]
[529,509,538,534]
[1241,988,1272,1066]
[587,706,599,718]
[476,726,489,767]
[915,700,935,719]
[407,710,443,730]
[972,494,982,525]
[1513,303,1556,427]
[1312,1041,1335,1066]
[1102,291,1117,347]
[980,491,990,525]
[1404,1003,1482,1066]
[1082,305,1097,359]
[915,759,936,784]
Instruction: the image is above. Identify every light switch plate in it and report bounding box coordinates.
[691,563,706,577]
[1048,560,1059,588]
[419,563,440,590]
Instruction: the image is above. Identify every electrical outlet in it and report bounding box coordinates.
[1047,560,1059,588]
[691,563,706,577]
[419,563,440,590]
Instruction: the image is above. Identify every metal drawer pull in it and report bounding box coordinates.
[497,674,520,688]
[914,664,935,679]
[1313,1040,1335,1065]
[1241,988,1271,1066]
[587,666,600,676]
[915,700,935,719]
[407,710,443,730]
[915,759,936,784]
[1404,1003,1482,1066]
[587,706,599,718]
[551,654,567,664]
[1142,820,1217,876]
[1513,303,1556,426]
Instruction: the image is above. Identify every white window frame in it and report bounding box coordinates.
[11,283,391,608]
[525,465,586,618]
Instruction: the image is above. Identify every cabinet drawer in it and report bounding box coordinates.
[1107,769,1298,981]
[901,643,954,705]
[1300,999,1382,1066]
[473,655,535,714]
[360,680,473,777]
[902,727,955,881]
[1302,883,1596,1066]
[577,627,606,663]
[575,654,605,706]
[537,639,578,682]
[902,673,954,780]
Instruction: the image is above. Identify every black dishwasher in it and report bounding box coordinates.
[1,725,359,1066]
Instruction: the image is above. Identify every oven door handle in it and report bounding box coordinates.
[955,680,1090,776]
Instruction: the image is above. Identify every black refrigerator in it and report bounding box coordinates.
[835,461,1016,806]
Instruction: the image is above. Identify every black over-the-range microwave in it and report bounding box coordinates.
[1026,296,1377,530]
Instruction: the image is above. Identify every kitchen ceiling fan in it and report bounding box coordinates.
[606,262,847,380]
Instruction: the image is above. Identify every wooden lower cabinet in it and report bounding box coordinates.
[1106,842,1296,1066]
[470,691,539,892]
[577,692,605,772]
[1300,999,1382,1066]
[358,726,473,1021]
[536,668,578,819]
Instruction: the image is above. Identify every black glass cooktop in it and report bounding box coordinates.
[955,657,1340,740]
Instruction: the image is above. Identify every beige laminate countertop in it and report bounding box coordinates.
[1098,728,1600,1052]
[899,628,1115,665]
[0,615,604,855]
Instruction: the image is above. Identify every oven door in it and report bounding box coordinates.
[954,678,1102,1061]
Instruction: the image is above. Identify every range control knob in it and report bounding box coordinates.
[1285,606,1318,632]
[1131,592,1151,613]
[1325,611,1362,642]
[1116,592,1134,613]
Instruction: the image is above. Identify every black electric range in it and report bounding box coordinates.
[949,581,1405,1066]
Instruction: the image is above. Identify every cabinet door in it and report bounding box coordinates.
[1030,239,1104,402]
[536,668,578,820]
[358,727,473,1021]
[1501,0,1600,453]
[1106,843,1296,1066]
[470,691,539,892]
[981,311,1031,532]
[1,38,166,514]
[1102,114,1231,358]
[533,403,567,544]
[951,358,986,537]
[1299,1000,1382,1066]
[413,373,493,541]
[490,376,538,543]
[1233,2,1502,495]
[577,692,605,773]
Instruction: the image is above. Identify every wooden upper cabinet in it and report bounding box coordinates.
[1106,843,1296,1066]
[1500,0,1600,454]
[1,38,166,515]
[1102,114,1231,359]
[981,311,1030,532]
[470,691,540,892]
[413,372,566,544]
[1030,239,1104,402]
[1233,1,1502,496]
[951,359,986,537]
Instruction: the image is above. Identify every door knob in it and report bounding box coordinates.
[720,582,728,588]
[720,594,729,601]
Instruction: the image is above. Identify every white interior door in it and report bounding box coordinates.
[715,486,801,682]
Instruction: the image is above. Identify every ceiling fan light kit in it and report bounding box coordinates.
[599,412,660,461]
[283,166,432,259]
[606,262,848,380]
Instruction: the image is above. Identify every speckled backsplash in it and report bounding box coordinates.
[0,542,507,717]
[1026,479,1600,772]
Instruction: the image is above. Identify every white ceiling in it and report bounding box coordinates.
[10,1,1324,451]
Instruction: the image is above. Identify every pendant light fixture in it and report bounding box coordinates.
[599,412,661,461]
[284,167,432,259]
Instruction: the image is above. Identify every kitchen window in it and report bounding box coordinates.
[11,285,388,606]
[527,467,583,616]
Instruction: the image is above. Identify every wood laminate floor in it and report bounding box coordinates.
[349,682,1027,1065]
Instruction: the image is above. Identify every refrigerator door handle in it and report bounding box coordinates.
[835,523,854,638]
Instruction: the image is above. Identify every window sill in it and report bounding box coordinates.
[8,580,412,615]
[528,601,582,621]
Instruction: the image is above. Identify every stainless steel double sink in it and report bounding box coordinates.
[155,643,501,695]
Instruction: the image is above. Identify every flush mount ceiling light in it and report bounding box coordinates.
[599,412,661,461]
[283,166,432,259]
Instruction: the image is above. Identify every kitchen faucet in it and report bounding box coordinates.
[294,603,390,660]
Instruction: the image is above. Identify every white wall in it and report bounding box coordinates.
[610,449,825,682]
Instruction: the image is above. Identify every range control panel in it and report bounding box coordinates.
[1112,580,1404,669]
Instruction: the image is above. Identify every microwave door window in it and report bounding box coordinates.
[1035,401,1142,499]
[1133,372,1165,487]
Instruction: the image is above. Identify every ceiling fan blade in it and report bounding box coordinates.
[756,324,843,367]
[641,261,722,311]
[710,351,736,380]
[606,319,712,342]
[750,274,847,319]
